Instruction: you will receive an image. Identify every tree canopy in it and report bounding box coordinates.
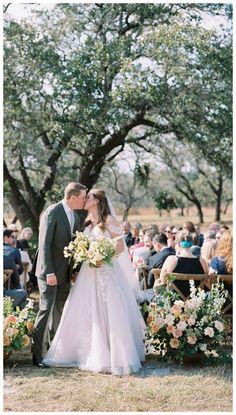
[4,3,232,231]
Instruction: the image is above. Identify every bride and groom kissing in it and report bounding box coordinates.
[32,182,145,375]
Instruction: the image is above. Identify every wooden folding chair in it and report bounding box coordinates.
[3,269,14,289]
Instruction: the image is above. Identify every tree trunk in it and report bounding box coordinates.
[122,208,130,221]
[214,175,223,222]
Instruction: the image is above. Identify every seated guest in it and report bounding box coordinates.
[132,223,142,245]
[147,233,175,288]
[8,223,23,250]
[165,226,176,250]
[200,231,217,266]
[146,223,159,234]
[3,229,23,289]
[208,222,220,237]
[121,221,135,248]
[219,224,229,234]
[19,248,33,289]
[133,229,157,276]
[157,231,208,297]
[191,233,201,258]
[19,227,33,252]
[3,255,27,309]
[130,228,145,261]
[209,229,232,314]
[209,230,232,276]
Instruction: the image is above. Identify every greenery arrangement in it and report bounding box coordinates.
[3,297,36,355]
[145,278,228,363]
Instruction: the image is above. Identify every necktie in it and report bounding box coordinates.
[69,210,75,235]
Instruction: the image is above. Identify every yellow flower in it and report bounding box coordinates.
[3,335,11,346]
[22,335,30,347]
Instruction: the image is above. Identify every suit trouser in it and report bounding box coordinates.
[31,278,70,359]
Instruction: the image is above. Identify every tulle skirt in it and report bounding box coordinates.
[43,259,145,375]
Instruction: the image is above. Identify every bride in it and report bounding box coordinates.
[42,189,146,375]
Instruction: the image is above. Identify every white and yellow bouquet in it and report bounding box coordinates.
[86,236,117,267]
[64,232,90,268]
[64,231,117,268]
[145,278,228,363]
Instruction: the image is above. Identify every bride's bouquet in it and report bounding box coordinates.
[64,231,117,268]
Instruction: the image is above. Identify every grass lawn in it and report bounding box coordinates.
[3,349,232,412]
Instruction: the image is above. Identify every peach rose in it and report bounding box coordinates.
[170,338,180,349]
[3,335,11,346]
[176,321,187,331]
[22,335,30,347]
[4,315,17,326]
[151,323,160,334]
[171,304,182,315]
[26,321,34,332]
[187,335,197,345]
[167,325,175,334]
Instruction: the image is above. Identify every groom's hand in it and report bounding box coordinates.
[71,272,78,283]
[46,274,57,286]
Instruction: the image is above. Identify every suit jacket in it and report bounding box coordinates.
[124,232,135,248]
[3,253,21,289]
[148,247,176,271]
[35,202,81,284]
[4,243,23,274]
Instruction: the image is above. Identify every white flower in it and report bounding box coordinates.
[165,314,175,325]
[199,343,207,351]
[214,320,224,332]
[204,327,214,337]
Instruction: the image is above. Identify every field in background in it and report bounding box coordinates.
[117,206,233,232]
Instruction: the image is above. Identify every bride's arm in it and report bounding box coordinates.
[106,215,125,254]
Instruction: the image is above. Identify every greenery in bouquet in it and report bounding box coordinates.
[86,237,117,267]
[145,278,228,363]
[3,297,36,353]
[64,231,90,268]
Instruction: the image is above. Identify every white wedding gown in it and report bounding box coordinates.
[43,224,145,375]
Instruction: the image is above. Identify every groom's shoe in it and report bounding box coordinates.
[32,354,46,368]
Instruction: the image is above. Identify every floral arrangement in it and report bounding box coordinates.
[64,231,117,268]
[3,297,36,354]
[145,278,228,363]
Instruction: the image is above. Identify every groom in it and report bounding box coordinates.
[32,182,87,367]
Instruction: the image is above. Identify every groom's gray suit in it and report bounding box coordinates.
[32,201,81,362]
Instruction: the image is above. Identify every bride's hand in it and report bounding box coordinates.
[96,261,103,268]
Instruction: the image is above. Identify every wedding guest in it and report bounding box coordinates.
[209,230,232,276]
[157,231,208,297]
[3,229,23,289]
[165,226,175,250]
[8,223,23,250]
[191,233,201,257]
[208,222,220,236]
[19,227,33,252]
[219,224,229,234]
[3,255,27,309]
[147,233,175,288]
[200,231,217,266]
[132,223,142,245]
[132,229,157,275]
[122,221,135,248]
[208,229,232,314]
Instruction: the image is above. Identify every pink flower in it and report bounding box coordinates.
[173,328,183,338]
[204,327,214,337]
[188,316,196,326]
[171,304,182,315]
[214,321,224,332]
[176,321,187,331]
[167,325,175,334]
[170,338,180,349]
[187,335,197,345]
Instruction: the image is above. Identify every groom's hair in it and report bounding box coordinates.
[64,182,87,199]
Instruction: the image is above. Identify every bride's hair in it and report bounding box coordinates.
[86,188,111,231]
